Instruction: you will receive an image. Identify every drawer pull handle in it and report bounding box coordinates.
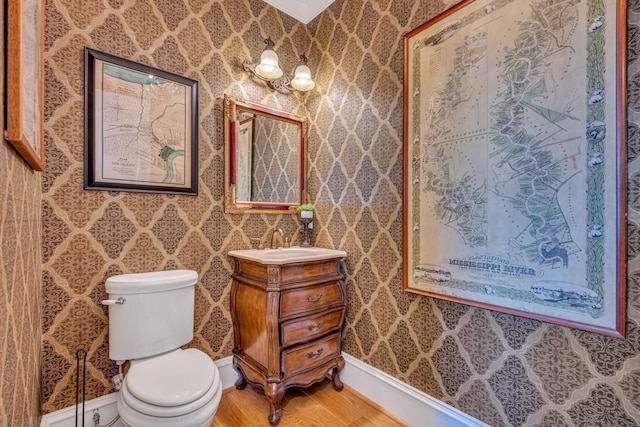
[306,348,324,360]
[306,293,322,302]
[306,322,324,332]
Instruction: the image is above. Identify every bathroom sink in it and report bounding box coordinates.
[228,246,346,264]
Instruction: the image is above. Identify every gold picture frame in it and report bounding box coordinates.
[5,0,45,171]
[403,0,627,337]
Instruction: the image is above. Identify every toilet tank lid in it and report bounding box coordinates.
[105,270,198,294]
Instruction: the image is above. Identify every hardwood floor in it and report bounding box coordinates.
[211,378,409,427]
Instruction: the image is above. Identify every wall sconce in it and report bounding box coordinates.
[243,37,316,93]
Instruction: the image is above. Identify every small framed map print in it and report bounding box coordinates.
[403,0,626,337]
[84,48,198,195]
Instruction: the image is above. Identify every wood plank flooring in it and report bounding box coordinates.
[211,378,409,427]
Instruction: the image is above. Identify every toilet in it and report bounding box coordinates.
[103,270,222,427]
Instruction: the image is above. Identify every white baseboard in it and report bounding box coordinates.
[40,356,237,427]
[42,354,486,427]
[341,353,488,427]
[40,393,123,427]
[214,355,238,390]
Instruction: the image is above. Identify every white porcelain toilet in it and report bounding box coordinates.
[103,270,222,427]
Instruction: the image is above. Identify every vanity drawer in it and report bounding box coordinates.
[281,333,341,376]
[281,307,344,347]
[280,281,344,318]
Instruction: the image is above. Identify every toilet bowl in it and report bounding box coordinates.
[117,349,222,427]
[103,270,222,427]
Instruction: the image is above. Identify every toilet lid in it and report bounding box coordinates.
[126,348,216,407]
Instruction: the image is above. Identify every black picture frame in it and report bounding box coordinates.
[84,48,198,195]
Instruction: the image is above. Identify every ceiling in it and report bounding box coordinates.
[262,0,335,24]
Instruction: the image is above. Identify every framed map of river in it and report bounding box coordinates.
[84,48,198,195]
[403,0,626,337]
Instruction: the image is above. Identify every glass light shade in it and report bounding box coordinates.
[291,63,315,91]
[255,49,283,79]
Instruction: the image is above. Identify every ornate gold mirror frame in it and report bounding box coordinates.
[223,94,307,214]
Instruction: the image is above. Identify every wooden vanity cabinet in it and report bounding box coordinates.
[229,256,346,426]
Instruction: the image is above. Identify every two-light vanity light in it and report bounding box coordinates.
[243,37,316,93]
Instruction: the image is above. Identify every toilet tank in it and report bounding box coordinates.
[104,270,198,361]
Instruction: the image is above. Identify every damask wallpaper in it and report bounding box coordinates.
[39,0,640,425]
[251,117,300,203]
[41,0,308,413]
[1,3,43,426]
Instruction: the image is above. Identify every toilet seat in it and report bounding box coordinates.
[121,348,220,418]
[127,348,216,407]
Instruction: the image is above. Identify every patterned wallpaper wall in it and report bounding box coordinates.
[40,0,640,425]
[1,3,43,425]
[41,0,309,412]
[307,1,640,426]
[251,116,300,203]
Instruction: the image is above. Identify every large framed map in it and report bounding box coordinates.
[403,0,626,336]
[84,48,198,195]
[6,0,44,171]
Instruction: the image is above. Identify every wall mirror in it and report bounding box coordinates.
[223,94,307,214]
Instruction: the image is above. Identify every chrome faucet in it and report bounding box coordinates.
[270,228,284,249]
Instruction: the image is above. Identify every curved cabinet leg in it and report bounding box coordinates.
[234,374,247,390]
[232,359,247,390]
[331,367,344,391]
[265,383,285,426]
[331,356,345,391]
